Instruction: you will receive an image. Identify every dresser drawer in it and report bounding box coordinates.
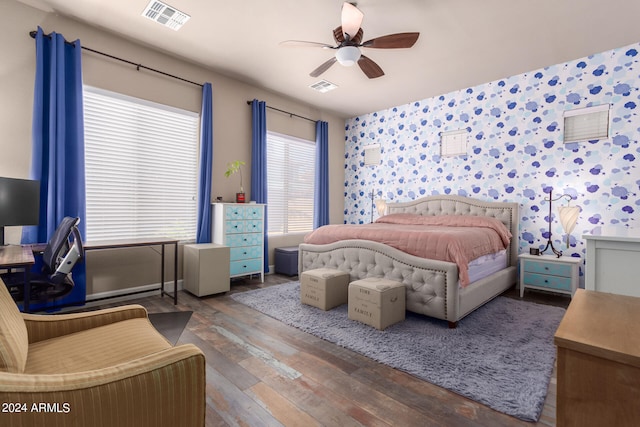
[230,245,262,261]
[225,233,263,247]
[244,206,263,220]
[245,219,263,233]
[523,272,572,291]
[224,206,245,220]
[230,259,262,276]
[523,260,572,277]
[225,220,246,234]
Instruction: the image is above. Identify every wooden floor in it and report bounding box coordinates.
[117,274,570,427]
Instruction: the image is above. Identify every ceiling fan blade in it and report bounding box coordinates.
[358,55,384,79]
[310,57,338,78]
[279,40,334,49]
[361,32,420,49]
[341,2,364,40]
[333,26,345,44]
[333,26,363,45]
[351,28,364,45]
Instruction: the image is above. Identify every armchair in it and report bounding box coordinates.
[0,278,205,426]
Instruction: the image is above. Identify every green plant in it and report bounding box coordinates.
[224,160,246,192]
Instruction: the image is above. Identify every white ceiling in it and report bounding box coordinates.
[21,0,640,118]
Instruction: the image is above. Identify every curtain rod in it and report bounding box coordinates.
[246,100,316,123]
[29,30,203,88]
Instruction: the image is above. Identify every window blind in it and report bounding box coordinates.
[83,86,199,242]
[440,129,468,157]
[563,104,610,143]
[266,131,315,235]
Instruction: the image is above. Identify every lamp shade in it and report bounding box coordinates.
[558,205,580,247]
[335,46,361,66]
[374,199,387,217]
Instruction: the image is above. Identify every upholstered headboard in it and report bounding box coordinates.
[386,195,519,267]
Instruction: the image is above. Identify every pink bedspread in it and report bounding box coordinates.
[303,214,512,287]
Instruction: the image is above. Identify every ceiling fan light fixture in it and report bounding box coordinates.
[335,46,361,66]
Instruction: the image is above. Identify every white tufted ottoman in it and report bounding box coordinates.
[300,268,350,310]
[348,277,406,330]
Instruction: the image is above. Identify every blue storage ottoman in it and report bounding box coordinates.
[274,246,299,276]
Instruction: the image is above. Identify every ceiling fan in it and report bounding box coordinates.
[280,2,419,79]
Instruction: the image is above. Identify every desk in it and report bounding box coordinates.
[554,289,640,426]
[84,238,179,305]
[0,245,35,312]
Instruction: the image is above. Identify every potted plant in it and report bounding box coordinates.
[224,160,246,203]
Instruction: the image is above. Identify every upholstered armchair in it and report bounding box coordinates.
[0,279,205,427]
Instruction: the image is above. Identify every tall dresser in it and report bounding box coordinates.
[212,203,265,282]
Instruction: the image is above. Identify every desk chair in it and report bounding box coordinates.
[2,217,83,304]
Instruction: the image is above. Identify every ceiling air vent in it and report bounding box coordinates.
[142,0,190,31]
[309,80,338,93]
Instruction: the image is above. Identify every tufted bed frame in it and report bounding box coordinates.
[298,195,519,327]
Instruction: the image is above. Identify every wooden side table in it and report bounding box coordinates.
[518,253,580,298]
[554,289,640,426]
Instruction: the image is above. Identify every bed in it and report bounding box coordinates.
[298,195,519,327]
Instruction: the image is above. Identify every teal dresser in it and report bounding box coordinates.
[212,203,265,282]
[519,253,581,298]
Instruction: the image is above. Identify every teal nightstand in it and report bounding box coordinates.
[519,253,581,298]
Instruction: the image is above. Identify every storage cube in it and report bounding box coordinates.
[274,246,299,276]
[348,277,405,330]
[300,268,350,310]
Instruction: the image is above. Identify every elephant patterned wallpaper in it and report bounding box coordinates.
[344,42,639,263]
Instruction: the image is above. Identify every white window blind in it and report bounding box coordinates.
[83,86,199,242]
[563,104,610,143]
[441,129,468,157]
[266,131,315,235]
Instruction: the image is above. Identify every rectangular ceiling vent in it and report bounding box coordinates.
[309,80,338,93]
[142,0,190,31]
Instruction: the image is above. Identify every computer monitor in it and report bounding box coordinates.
[0,177,40,246]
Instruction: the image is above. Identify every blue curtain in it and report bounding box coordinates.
[196,83,213,243]
[314,120,329,228]
[250,99,269,273]
[22,27,86,309]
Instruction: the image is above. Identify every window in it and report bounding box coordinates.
[563,104,610,143]
[266,131,315,235]
[83,86,199,242]
[440,129,468,157]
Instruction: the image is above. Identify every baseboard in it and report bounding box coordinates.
[84,280,184,308]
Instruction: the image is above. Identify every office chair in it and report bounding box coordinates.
[2,216,84,304]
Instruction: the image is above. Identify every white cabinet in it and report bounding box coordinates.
[583,227,640,297]
[183,243,230,296]
[212,203,265,282]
